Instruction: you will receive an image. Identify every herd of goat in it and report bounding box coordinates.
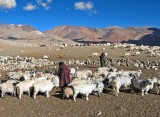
[0,65,160,101]
[0,42,160,101]
[1,42,160,72]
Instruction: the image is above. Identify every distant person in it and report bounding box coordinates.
[58,62,71,99]
[100,52,106,67]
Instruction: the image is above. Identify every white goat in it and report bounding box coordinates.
[135,51,140,56]
[124,53,130,57]
[95,67,111,78]
[108,73,135,95]
[33,79,55,99]
[145,77,158,95]
[6,79,19,84]
[70,67,79,78]
[75,69,92,80]
[111,76,121,96]
[0,82,17,98]
[43,55,48,59]
[16,79,36,99]
[72,81,103,101]
[93,81,104,96]
[48,74,59,88]
[69,79,90,86]
[131,78,152,96]
[120,69,142,78]
[92,53,99,57]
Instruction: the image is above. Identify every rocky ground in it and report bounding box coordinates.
[0,40,160,117]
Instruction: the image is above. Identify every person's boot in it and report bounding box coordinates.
[61,87,65,100]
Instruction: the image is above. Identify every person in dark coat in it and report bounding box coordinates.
[58,62,71,99]
[100,52,106,67]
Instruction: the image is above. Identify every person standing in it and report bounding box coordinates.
[100,52,106,67]
[58,62,71,99]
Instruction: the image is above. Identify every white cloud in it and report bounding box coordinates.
[0,0,16,9]
[41,2,49,10]
[23,3,36,11]
[36,0,41,4]
[89,9,98,15]
[74,1,93,10]
[36,0,52,10]
[85,2,93,10]
[47,0,52,3]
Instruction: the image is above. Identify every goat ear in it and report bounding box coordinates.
[111,76,115,79]
[141,80,146,84]
[47,77,50,80]
[101,74,105,78]
[96,82,99,87]
[145,80,151,85]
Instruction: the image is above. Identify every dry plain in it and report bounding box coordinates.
[0,40,160,117]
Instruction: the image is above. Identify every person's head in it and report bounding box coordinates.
[59,62,64,66]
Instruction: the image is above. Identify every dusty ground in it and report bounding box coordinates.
[0,40,160,117]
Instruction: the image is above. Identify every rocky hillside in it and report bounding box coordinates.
[45,26,160,45]
[1,24,160,45]
[0,24,44,40]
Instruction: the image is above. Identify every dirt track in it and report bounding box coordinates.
[0,41,160,117]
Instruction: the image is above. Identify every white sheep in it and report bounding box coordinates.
[93,81,104,96]
[150,52,156,57]
[43,55,48,59]
[120,69,142,78]
[135,51,140,56]
[92,53,99,57]
[6,79,19,84]
[96,67,110,72]
[95,67,110,78]
[70,67,79,78]
[108,73,135,95]
[16,79,36,99]
[0,82,17,98]
[7,70,23,80]
[119,75,133,90]
[69,79,91,87]
[131,78,152,96]
[145,77,157,95]
[33,79,55,99]
[124,53,130,57]
[72,81,102,101]
[21,70,35,81]
[156,53,160,57]
[48,74,59,88]
[111,76,121,96]
[107,71,121,79]
[130,46,135,51]
[75,69,92,80]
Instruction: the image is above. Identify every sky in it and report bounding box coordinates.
[0,0,160,31]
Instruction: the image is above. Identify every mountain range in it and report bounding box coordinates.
[0,24,160,46]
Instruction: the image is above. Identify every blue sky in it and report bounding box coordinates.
[0,0,160,31]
